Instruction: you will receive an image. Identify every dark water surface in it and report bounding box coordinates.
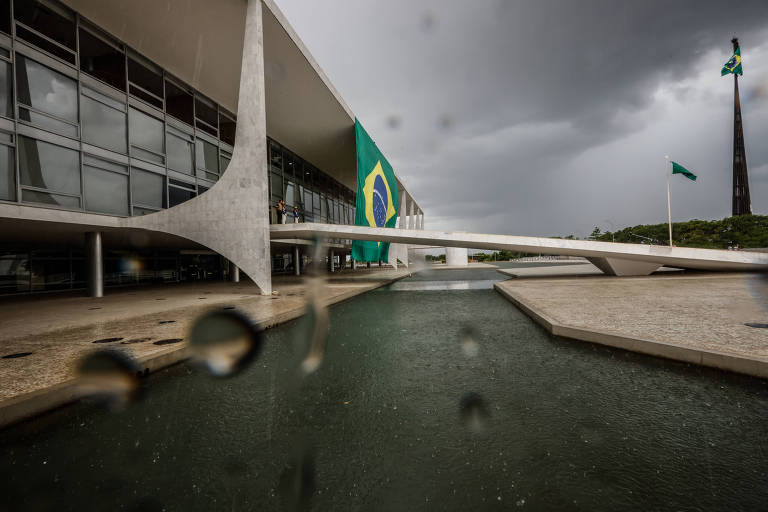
[2,266,768,511]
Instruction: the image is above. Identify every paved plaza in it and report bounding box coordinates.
[0,267,409,426]
[496,269,768,378]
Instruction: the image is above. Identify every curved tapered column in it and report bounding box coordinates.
[124,0,272,294]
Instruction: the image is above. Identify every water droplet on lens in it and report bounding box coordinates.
[386,115,401,129]
[459,391,489,434]
[419,11,436,32]
[438,113,454,130]
[188,309,263,377]
[278,446,316,512]
[299,299,329,376]
[459,326,479,357]
[76,350,141,410]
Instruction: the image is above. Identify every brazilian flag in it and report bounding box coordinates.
[351,119,399,262]
[721,47,743,76]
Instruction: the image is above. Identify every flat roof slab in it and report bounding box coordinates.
[495,272,768,378]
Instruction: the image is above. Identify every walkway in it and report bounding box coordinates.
[271,223,768,274]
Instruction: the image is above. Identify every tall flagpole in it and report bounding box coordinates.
[666,155,672,247]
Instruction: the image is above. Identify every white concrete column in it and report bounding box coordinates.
[399,190,408,229]
[352,259,357,270]
[230,261,240,282]
[85,232,103,298]
[408,200,415,229]
[329,250,335,272]
[293,246,300,276]
[446,247,468,266]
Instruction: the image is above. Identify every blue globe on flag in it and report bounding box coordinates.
[372,175,388,227]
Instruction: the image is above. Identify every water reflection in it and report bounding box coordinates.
[388,279,499,291]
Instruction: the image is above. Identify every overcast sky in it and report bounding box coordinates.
[275,0,768,238]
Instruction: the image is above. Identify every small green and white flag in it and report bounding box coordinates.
[671,161,697,181]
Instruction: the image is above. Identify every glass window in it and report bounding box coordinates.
[30,258,71,291]
[165,80,193,125]
[270,172,282,201]
[132,206,158,216]
[167,127,193,174]
[195,138,218,174]
[312,191,321,214]
[0,143,13,200]
[320,194,328,221]
[0,252,30,293]
[83,161,128,215]
[269,144,282,172]
[219,153,231,174]
[79,28,125,91]
[284,154,296,179]
[128,56,163,109]
[131,168,165,209]
[304,188,312,211]
[16,56,77,135]
[295,185,304,209]
[198,185,209,196]
[168,185,195,207]
[219,113,235,146]
[0,0,9,35]
[0,60,11,118]
[14,0,76,63]
[19,136,80,195]
[285,180,295,206]
[81,90,127,154]
[129,107,164,163]
[194,96,217,136]
[21,188,79,208]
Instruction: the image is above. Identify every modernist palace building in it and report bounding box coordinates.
[0,0,423,296]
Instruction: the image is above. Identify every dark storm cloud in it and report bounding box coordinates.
[275,0,768,236]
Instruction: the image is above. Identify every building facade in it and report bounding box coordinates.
[0,0,424,296]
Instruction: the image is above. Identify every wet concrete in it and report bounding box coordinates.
[0,268,409,424]
[2,265,768,510]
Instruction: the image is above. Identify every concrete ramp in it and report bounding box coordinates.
[270,223,768,275]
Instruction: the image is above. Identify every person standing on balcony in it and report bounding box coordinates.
[293,206,300,223]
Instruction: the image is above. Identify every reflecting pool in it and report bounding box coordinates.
[2,265,768,510]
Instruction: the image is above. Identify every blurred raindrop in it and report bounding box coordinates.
[459,391,490,434]
[76,350,142,410]
[278,445,316,512]
[386,114,402,130]
[459,326,479,357]
[419,11,436,32]
[438,113,455,131]
[188,309,263,377]
[300,299,329,375]
[297,237,330,376]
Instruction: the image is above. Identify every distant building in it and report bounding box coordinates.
[0,0,423,296]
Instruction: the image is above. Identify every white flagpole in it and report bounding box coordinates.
[666,155,672,247]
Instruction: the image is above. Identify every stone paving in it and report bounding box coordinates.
[495,271,768,377]
[0,267,409,424]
